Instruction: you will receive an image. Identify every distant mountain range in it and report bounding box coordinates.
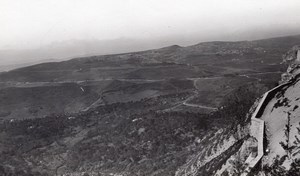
[1,34,300,72]
[0,38,184,72]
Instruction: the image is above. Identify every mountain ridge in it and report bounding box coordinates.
[1,34,300,72]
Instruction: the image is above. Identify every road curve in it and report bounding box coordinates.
[243,80,291,175]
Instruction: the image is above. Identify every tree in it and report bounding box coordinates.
[292,122,300,156]
[287,158,300,176]
[280,112,296,158]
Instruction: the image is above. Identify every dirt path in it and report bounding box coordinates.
[182,101,218,110]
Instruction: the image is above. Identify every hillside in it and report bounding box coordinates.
[215,45,300,175]
[2,35,300,120]
[0,35,300,175]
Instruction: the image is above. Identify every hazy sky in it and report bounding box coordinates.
[1,0,300,50]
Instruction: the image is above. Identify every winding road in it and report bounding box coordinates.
[243,80,291,175]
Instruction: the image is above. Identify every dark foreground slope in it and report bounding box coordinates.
[0,84,266,176]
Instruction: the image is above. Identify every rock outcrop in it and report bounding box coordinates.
[281,45,300,83]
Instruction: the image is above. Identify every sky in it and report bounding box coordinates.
[1,0,300,51]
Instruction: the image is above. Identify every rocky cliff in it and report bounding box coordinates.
[281,45,300,83]
[242,46,300,175]
[176,46,300,176]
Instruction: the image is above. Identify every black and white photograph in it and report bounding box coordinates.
[0,0,300,175]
